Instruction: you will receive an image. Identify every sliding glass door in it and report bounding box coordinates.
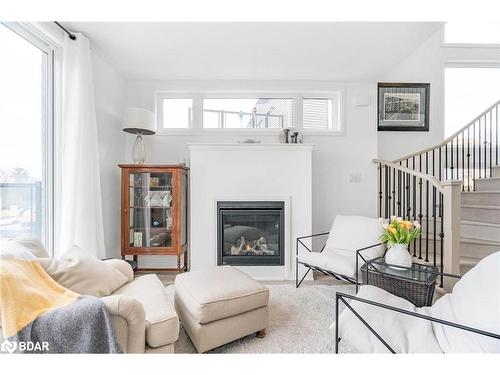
[0,23,54,251]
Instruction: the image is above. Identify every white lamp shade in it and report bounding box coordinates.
[122,107,156,135]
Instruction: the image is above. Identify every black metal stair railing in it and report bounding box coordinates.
[375,159,445,286]
[373,100,500,286]
[392,100,500,191]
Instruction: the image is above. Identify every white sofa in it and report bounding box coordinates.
[0,237,179,353]
[337,251,500,353]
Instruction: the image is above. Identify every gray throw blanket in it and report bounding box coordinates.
[5,296,121,354]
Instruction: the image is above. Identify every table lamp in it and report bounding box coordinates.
[122,108,155,164]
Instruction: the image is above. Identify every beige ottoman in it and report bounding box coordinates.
[174,265,269,353]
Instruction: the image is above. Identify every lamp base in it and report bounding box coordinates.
[132,134,146,164]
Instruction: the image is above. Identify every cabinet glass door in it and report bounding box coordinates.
[129,171,173,248]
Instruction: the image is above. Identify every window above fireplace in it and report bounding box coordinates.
[155,90,344,135]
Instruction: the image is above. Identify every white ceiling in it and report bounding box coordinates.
[63,22,442,81]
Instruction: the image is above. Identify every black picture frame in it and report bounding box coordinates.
[377,83,430,131]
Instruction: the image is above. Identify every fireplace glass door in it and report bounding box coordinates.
[217,201,284,266]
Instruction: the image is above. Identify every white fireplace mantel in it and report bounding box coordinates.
[187,143,315,152]
[188,143,314,280]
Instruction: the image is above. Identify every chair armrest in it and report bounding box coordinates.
[101,294,146,353]
[296,232,330,256]
[103,258,134,282]
[355,243,382,292]
[335,291,500,353]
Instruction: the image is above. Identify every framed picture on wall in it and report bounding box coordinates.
[377,83,430,131]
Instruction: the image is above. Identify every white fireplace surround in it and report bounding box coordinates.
[189,143,313,280]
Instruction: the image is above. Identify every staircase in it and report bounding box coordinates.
[460,165,500,272]
[375,100,500,278]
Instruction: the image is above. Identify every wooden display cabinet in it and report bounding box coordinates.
[119,164,189,271]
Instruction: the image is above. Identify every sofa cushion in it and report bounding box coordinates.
[174,266,269,324]
[0,235,50,259]
[337,285,442,353]
[298,249,360,279]
[297,251,332,270]
[38,246,129,297]
[324,215,383,259]
[113,274,179,348]
[430,252,500,353]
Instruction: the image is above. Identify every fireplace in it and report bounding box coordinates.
[217,201,285,266]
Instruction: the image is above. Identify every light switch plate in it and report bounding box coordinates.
[349,173,362,183]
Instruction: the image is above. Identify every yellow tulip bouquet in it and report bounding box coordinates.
[379,217,421,247]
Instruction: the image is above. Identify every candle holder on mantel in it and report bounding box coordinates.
[280,127,302,143]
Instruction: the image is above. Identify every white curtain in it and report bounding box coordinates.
[58,33,105,258]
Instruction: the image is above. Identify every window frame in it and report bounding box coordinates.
[1,22,56,255]
[155,90,345,136]
[441,22,500,49]
[301,92,342,132]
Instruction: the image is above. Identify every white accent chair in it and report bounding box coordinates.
[296,215,384,288]
[335,251,500,353]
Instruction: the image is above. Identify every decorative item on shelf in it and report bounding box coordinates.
[280,127,302,143]
[149,176,160,187]
[379,217,421,270]
[166,210,173,229]
[162,191,172,207]
[133,232,143,247]
[377,83,430,132]
[148,232,169,247]
[122,108,156,164]
[237,139,261,144]
[151,216,163,227]
[149,191,163,207]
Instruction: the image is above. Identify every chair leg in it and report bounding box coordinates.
[296,267,311,288]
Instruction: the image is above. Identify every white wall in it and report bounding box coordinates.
[377,29,445,161]
[92,52,126,258]
[94,27,452,264]
[123,80,378,264]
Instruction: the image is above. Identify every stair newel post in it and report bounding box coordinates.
[378,163,382,218]
[496,104,498,166]
[441,180,463,291]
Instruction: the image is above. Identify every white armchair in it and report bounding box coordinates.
[296,215,384,288]
[335,252,500,353]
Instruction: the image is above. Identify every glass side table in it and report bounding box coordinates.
[360,257,438,307]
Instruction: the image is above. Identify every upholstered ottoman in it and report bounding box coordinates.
[174,266,269,353]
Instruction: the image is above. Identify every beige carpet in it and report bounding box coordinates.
[138,271,357,353]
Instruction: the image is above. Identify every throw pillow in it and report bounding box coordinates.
[39,246,129,297]
[0,239,37,260]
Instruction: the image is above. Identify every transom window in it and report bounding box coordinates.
[161,98,193,129]
[156,92,343,133]
[303,97,339,130]
[203,98,294,129]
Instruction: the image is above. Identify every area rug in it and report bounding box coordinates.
[173,283,357,354]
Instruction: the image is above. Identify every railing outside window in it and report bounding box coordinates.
[0,182,42,239]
